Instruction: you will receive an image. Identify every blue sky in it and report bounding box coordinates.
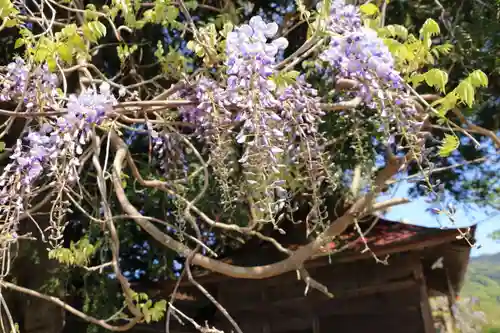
[378,182,500,257]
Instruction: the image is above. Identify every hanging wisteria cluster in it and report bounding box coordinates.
[155,15,330,225]
[0,58,59,110]
[319,0,423,141]
[319,1,401,94]
[0,59,116,244]
[149,125,189,181]
[148,2,428,228]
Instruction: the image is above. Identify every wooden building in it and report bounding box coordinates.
[65,217,476,333]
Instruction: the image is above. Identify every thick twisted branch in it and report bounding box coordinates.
[111,131,407,279]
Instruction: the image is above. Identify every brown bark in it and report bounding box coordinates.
[110,131,407,280]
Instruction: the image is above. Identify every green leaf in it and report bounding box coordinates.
[284,70,300,81]
[154,300,167,312]
[84,5,99,21]
[57,44,73,63]
[409,73,426,87]
[359,3,379,16]
[468,70,488,88]
[84,21,107,42]
[150,300,167,322]
[455,80,475,107]
[272,70,300,88]
[438,134,459,157]
[154,40,165,59]
[0,0,18,20]
[47,58,57,72]
[431,95,457,118]
[419,18,440,38]
[143,307,152,323]
[68,32,86,51]
[34,47,50,63]
[14,38,24,49]
[90,21,107,39]
[431,43,453,56]
[165,6,179,22]
[424,68,448,93]
[379,25,408,40]
[220,21,233,38]
[185,0,198,10]
[0,141,5,152]
[4,17,18,28]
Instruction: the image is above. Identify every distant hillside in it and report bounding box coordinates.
[470,252,500,265]
[461,252,500,330]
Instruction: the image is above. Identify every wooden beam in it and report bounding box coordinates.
[413,259,437,333]
[445,268,458,332]
[312,316,320,333]
[227,278,418,315]
[334,278,417,298]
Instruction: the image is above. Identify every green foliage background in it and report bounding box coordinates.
[462,253,500,331]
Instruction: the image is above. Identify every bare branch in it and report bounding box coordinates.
[0,281,138,331]
[452,109,500,149]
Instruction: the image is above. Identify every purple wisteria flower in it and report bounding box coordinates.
[318,0,362,34]
[149,124,189,180]
[319,0,424,146]
[0,60,116,240]
[319,1,402,102]
[0,58,59,110]
[321,28,401,89]
[165,16,329,223]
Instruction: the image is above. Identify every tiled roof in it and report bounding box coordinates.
[319,218,458,254]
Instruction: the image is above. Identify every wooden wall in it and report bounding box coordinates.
[64,252,436,333]
[213,252,433,333]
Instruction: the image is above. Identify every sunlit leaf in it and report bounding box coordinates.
[456,81,475,107]
[420,18,440,38]
[425,68,448,93]
[468,70,488,88]
[360,3,379,16]
[439,134,460,157]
